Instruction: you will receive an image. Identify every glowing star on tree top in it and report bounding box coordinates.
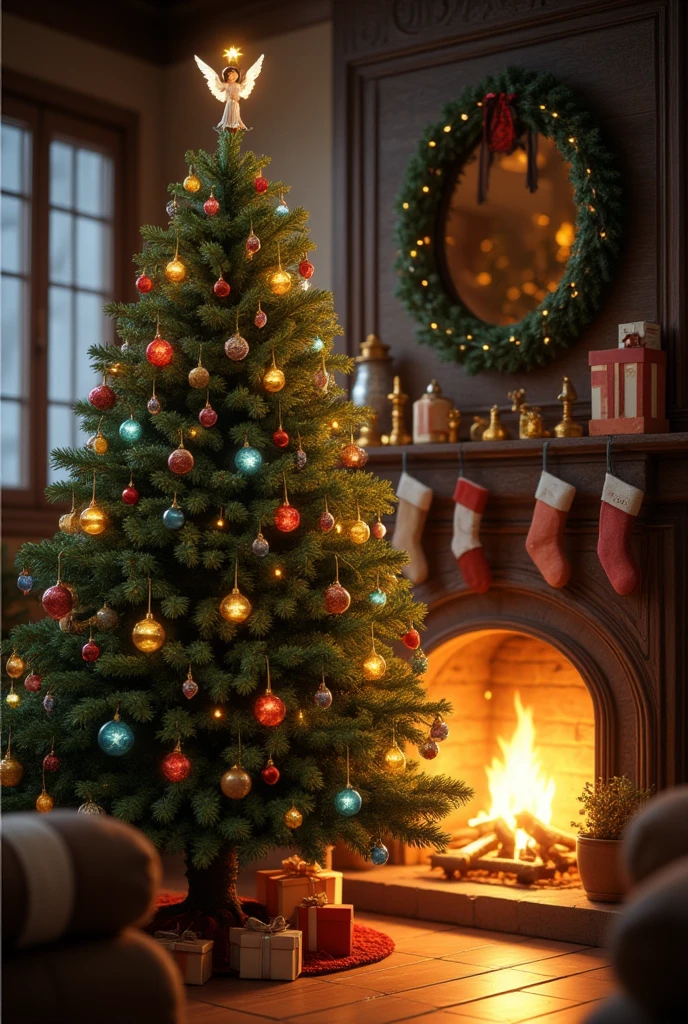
[194,49,264,132]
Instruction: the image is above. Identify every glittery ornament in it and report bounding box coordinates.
[383,743,406,773]
[312,337,324,351]
[263,364,285,392]
[204,191,219,216]
[6,688,21,709]
[254,171,268,193]
[17,571,34,594]
[349,518,370,545]
[122,482,140,505]
[419,737,439,760]
[298,258,315,279]
[430,715,450,742]
[254,658,286,727]
[235,441,263,474]
[371,844,389,865]
[82,638,101,662]
[0,751,24,787]
[182,668,198,699]
[42,555,74,620]
[363,629,386,680]
[59,508,80,534]
[214,275,230,297]
[199,402,217,428]
[275,199,290,217]
[274,503,300,532]
[24,672,42,692]
[411,650,429,674]
[43,752,60,772]
[245,230,261,257]
[254,304,267,328]
[298,278,310,293]
[221,765,252,799]
[165,257,186,283]
[314,680,333,709]
[147,395,162,415]
[162,743,191,783]
[189,366,210,391]
[225,332,249,361]
[136,273,152,293]
[78,801,105,815]
[132,580,166,653]
[168,436,194,475]
[319,504,335,533]
[268,268,291,297]
[184,170,201,192]
[335,786,362,816]
[372,519,387,540]
[369,588,387,606]
[261,759,280,785]
[313,367,328,390]
[92,430,109,455]
[96,605,119,630]
[273,427,289,449]
[43,693,55,713]
[342,442,368,468]
[5,651,25,679]
[324,582,350,614]
[220,561,252,623]
[284,805,303,829]
[292,443,306,471]
[119,417,143,443]
[252,531,269,557]
[89,382,117,411]
[80,502,108,536]
[98,712,135,756]
[401,627,421,650]
[36,790,54,813]
[146,334,173,367]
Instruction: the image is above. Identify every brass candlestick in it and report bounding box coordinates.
[381,376,412,446]
[469,415,488,441]
[448,407,461,443]
[482,405,510,441]
[554,377,584,437]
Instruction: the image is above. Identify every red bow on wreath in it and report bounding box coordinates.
[478,91,538,204]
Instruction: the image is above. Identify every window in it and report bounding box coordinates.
[2,73,137,535]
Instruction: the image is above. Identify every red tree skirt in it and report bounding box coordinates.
[152,893,394,976]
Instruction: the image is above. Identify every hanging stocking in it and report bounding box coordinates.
[526,467,576,589]
[598,472,643,595]
[452,476,491,593]
[392,471,433,585]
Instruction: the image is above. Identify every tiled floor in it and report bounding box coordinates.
[185,912,616,1023]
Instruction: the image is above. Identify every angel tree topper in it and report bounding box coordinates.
[195,48,264,132]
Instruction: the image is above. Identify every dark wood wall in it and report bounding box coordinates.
[333,0,687,431]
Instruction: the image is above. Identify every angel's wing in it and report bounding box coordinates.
[239,54,264,99]
[194,55,226,103]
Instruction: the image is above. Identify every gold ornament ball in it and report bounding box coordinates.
[363,651,386,681]
[0,755,24,787]
[6,691,21,709]
[59,614,76,634]
[93,433,109,455]
[6,652,26,679]
[188,365,210,389]
[59,510,81,534]
[183,173,201,193]
[284,805,303,830]
[132,614,166,653]
[383,743,407,773]
[80,503,108,536]
[165,258,187,283]
[263,367,286,393]
[350,519,371,545]
[220,765,252,799]
[219,590,252,624]
[268,269,292,296]
[36,791,54,813]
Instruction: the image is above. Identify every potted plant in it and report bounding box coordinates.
[573,776,653,902]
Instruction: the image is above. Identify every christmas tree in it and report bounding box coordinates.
[2,74,472,942]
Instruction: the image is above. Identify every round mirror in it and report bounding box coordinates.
[442,136,577,327]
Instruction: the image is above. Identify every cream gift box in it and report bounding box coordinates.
[154,929,214,985]
[229,920,302,981]
[617,321,661,350]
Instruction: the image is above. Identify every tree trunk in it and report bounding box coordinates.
[184,846,243,919]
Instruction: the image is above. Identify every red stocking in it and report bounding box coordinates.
[598,473,643,595]
[452,477,491,593]
[526,471,576,588]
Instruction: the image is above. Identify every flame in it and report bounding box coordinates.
[469,692,555,856]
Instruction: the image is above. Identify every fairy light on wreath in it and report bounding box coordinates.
[394,68,623,374]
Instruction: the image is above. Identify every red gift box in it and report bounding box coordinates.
[588,347,669,435]
[297,903,353,958]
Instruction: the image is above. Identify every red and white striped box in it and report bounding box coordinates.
[588,348,669,435]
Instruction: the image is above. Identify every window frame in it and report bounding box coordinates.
[2,71,138,537]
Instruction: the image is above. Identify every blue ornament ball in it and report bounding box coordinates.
[163,506,185,530]
[275,201,290,217]
[312,337,324,352]
[235,445,263,475]
[252,534,269,557]
[17,573,34,594]
[411,650,429,675]
[334,786,362,816]
[314,683,333,709]
[98,718,135,756]
[119,418,143,443]
[371,844,389,866]
[43,694,55,714]
[369,588,387,606]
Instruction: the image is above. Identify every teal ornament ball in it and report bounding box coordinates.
[371,844,389,865]
[98,718,134,756]
[369,588,387,606]
[163,506,185,530]
[275,200,290,216]
[334,786,362,816]
[312,337,324,352]
[411,649,429,674]
[119,418,143,443]
[235,445,263,474]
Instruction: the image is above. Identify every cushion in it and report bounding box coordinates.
[624,786,688,885]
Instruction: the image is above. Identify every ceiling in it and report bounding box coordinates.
[3,0,331,64]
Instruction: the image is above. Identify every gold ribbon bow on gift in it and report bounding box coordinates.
[281,855,322,877]
[245,916,289,934]
[299,892,329,908]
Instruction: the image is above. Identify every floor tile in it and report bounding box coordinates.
[321,951,432,983]
[441,940,587,970]
[521,1003,605,1024]
[402,968,547,1008]
[394,930,523,958]
[228,980,383,1019]
[524,974,615,1001]
[349,957,491,995]
[189,975,324,1007]
[186,1004,264,1023]
[454,989,578,1022]
[522,951,611,978]
[287,993,438,1023]
[355,912,458,939]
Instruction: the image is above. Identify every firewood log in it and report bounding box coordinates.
[472,856,554,884]
[448,827,481,849]
[429,833,499,875]
[495,817,516,858]
[515,811,576,851]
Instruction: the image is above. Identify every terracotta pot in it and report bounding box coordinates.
[576,835,627,902]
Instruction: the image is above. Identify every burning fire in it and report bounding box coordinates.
[469,693,555,856]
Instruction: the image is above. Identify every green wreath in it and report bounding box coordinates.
[394,67,624,374]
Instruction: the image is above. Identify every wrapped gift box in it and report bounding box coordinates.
[154,930,214,985]
[256,860,343,921]
[229,924,302,980]
[588,347,669,435]
[297,903,354,959]
[618,321,661,350]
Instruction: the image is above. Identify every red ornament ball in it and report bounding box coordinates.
[318,510,335,532]
[274,503,300,533]
[162,749,192,783]
[88,384,117,411]
[122,485,140,505]
[261,761,280,785]
[43,753,60,772]
[341,442,369,468]
[372,521,387,539]
[401,627,421,650]
[313,368,328,390]
[136,273,152,293]
[324,582,351,614]
[204,196,220,216]
[298,259,315,279]
[82,640,101,662]
[42,584,73,621]
[254,692,286,727]
[24,673,42,693]
[419,738,440,760]
[199,405,218,428]
[254,309,267,328]
[254,174,269,194]
[146,337,173,367]
[168,447,194,475]
[214,277,230,297]
[272,428,289,449]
